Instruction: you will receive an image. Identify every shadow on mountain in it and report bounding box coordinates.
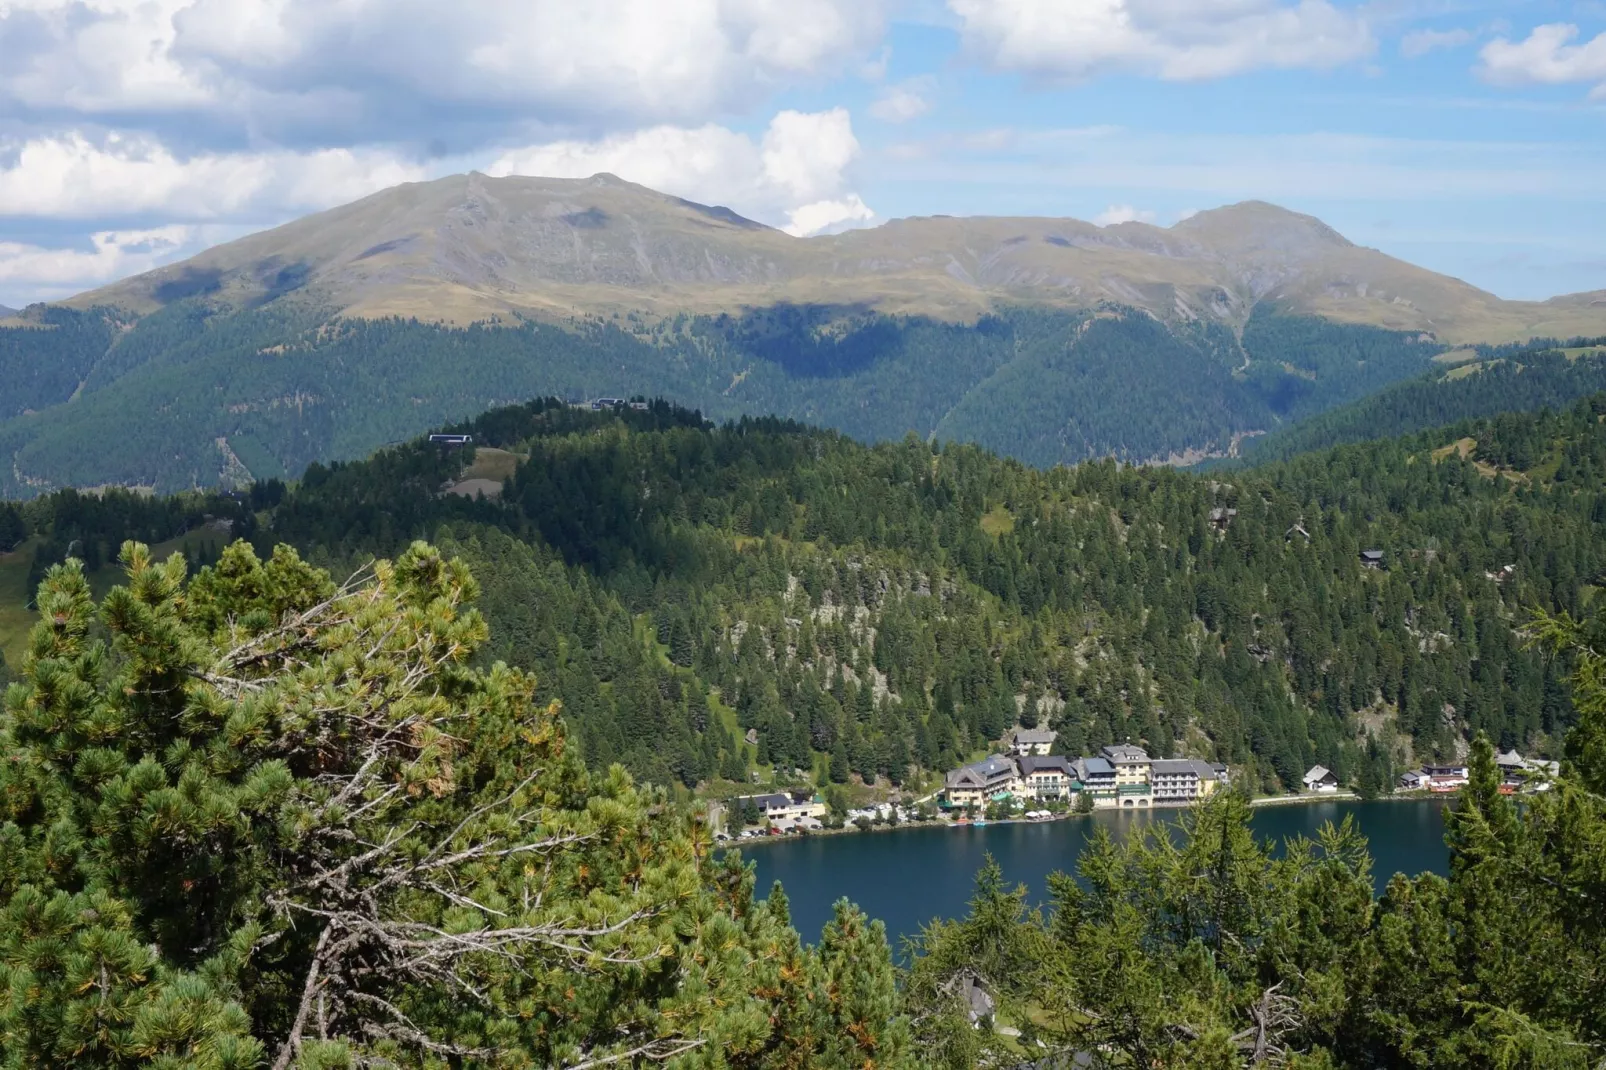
[705,303,920,379]
[153,267,223,304]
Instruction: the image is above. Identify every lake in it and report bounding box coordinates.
[744,798,1451,949]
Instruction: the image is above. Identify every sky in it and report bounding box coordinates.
[2,0,1605,309]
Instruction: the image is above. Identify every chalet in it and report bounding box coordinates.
[428,433,473,446]
[944,755,1020,807]
[1208,507,1238,530]
[1150,758,1223,803]
[1303,765,1340,793]
[1398,770,1431,791]
[1018,755,1077,800]
[1010,727,1059,756]
[1359,549,1385,570]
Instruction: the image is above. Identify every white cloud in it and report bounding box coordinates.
[1,0,886,135]
[783,196,876,236]
[1093,203,1156,225]
[947,0,1374,81]
[490,109,874,237]
[0,133,428,220]
[0,226,209,302]
[869,77,936,122]
[1400,27,1473,59]
[1478,24,1606,96]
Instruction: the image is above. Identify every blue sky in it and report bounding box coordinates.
[2,0,1604,307]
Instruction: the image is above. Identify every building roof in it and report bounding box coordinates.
[1496,749,1525,767]
[1151,758,1216,777]
[1360,549,1385,560]
[1014,728,1058,745]
[1077,756,1116,777]
[1304,765,1335,783]
[1019,755,1074,776]
[733,793,791,810]
[946,755,1018,788]
[1101,743,1151,764]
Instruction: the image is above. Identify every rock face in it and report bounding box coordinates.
[67,173,1606,344]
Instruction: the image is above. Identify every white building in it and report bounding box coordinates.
[1150,758,1224,803]
[1302,765,1340,793]
[1010,728,1059,756]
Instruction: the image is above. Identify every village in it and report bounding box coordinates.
[717,727,1562,841]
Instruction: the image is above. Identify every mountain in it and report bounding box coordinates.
[1238,340,1606,464]
[69,172,1606,342]
[4,173,1606,497]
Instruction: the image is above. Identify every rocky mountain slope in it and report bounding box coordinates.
[69,172,1606,344]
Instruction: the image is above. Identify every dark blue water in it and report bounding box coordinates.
[744,799,1450,948]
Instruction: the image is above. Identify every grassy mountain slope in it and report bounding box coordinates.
[66,174,1606,343]
[6,173,1603,495]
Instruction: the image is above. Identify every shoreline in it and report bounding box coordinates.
[724,792,1447,848]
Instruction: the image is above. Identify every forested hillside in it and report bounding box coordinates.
[4,395,1602,800]
[1241,339,1606,463]
[0,299,1443,495]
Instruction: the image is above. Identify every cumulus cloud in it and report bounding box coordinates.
[1,0,886,143]
[948,0,1374,81]
[870,77,936,122]
[0,226,213,303]
[1478,24,1606,97]
[1094,204,1156,226]
[0,133,428,221]
[490,109,875,237]
[1400,27,1474,60]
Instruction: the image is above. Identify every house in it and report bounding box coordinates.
[944,755,1021,807]
[1303,765,1340,793]
[427,433,472,446]
[591,397,624,410]
[728,792,826,825]
[1150,758,1222,804]
[1359,549,1385,570]
[1010,727,1059,756]
[1072,756,1118,802]
[1398,770,1431,791]
[1422,765,1469,792]
[1496,750,1559,791]
[1208,507,1238,530]
[1018,755,1077,800]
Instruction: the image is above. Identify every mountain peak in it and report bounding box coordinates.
[1173,201,1354,254]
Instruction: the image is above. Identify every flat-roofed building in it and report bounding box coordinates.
[1150,758,1222,803]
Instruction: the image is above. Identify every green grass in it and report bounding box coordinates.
[980,504,1016,537]
[0,542,37,665]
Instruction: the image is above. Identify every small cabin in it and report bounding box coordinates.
[1359,549,1385,570]
[1302,765,1340,793]
[428,434,472,447]
[1208,506,1238,530]
[591,398,624,410]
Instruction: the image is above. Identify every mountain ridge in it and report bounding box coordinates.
[57,173,1606,345]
